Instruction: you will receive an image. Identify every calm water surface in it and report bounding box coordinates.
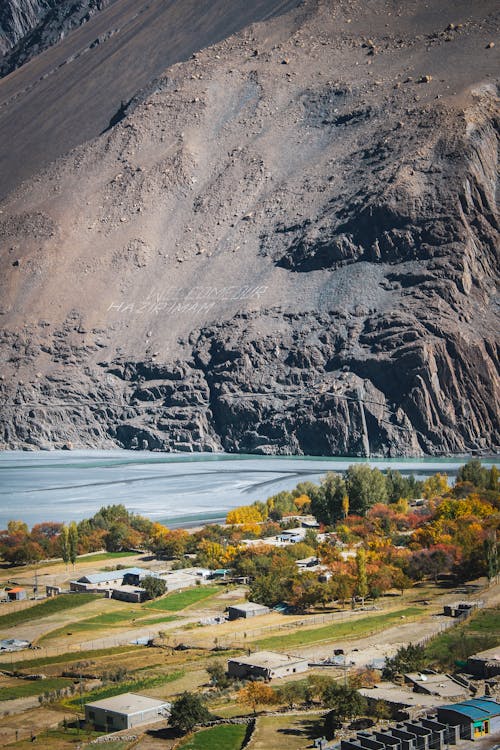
[0,451,498,528]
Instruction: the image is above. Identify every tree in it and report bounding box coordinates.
[169,692,212,733]
[141,575,166,600]
[342,494,349,519]
[68,522,78,567]
[484,532,498,583]
[422,473,449,499]
[355,548,368,606]
[105,522,130,552]
[276,681,307,709]
[238,682,277,714]
[310,472,346,525]
[226,505,262,524]
[60,526,70,567]
[324,709,343,740]
[383,643,426,680]
[249,571,291,608]
[206,661,230,689]
[457,459,489,489]
[322,683,367,722]
[346,465,387,515]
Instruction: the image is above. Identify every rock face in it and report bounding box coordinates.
[0,0,499,456]
[0,0,116,76]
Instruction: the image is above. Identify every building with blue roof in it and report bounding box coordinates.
[437,697,500,741]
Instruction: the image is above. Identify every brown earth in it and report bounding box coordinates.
[0,0,498,456]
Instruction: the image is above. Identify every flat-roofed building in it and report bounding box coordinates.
[404,672,468,700]
[466,645,500,678]
[85,692,171,731]
[227,650,309,680]
[227,602,270,620]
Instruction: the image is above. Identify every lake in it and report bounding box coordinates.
[0,450,497,529]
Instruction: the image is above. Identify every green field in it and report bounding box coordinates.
[0,676,72,701]
[0,645,141,673]
[0,594,101,630]
[424,607,500,669]
[40,606,179,643]
[65,669,185,708]
[255,608,424,650]
[77,552,138,562]
[145,586,219,612]
[180,724,247,750]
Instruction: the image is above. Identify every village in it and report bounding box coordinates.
[0,462,499,749]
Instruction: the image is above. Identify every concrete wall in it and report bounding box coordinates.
[85,706,164,730]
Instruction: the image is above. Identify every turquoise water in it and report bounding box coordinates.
[0,450,497,529]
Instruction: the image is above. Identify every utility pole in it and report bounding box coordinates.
[357,385,370,458]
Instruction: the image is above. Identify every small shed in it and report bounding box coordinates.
[443,601,479,618]
[6,586,27,601]
[227,651,309,680]
[227,602,270,620]
[85,692,171,730]
[437,698,500,742]
[46,585,62,597]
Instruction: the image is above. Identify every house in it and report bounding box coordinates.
[404,672,469,700]
[6,586,27,601]
[70,568,159,594]
[227,602,270,620]
[0,638,30,652]
[227,651,309,680]
[211,568,231,579]
[437,697,500,742]
[466,645,500,678]
[122,568,161,586]
[277,528,306,544]
[85,692,171,730]
[296,556,319,570]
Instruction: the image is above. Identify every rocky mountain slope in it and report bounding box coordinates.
[0,0,300,198]
[0,0,117,77]
[0,0,499,456]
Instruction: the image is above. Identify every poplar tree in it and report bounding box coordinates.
[68,522,79,567]
[60,526,70,568]
[355,548,368,607]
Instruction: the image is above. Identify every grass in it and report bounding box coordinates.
[0,676,72,701]
[0,645,141,672]
[424,606,500,669]
[0,594,101,630]
[466,607,500,634]
[180,724,247,750]
[249,713,325,750]
[145,586,219,612]
[254,608,424,650]
[40,606,179,643]
[77,552,138,562]
[65,669,185,708]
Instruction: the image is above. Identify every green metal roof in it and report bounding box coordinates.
[439,698,500,721]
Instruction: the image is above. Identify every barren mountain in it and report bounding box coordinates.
[0,0,499,456]
[0,0,117,77]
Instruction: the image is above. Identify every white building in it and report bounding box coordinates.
[85,693,171,730]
